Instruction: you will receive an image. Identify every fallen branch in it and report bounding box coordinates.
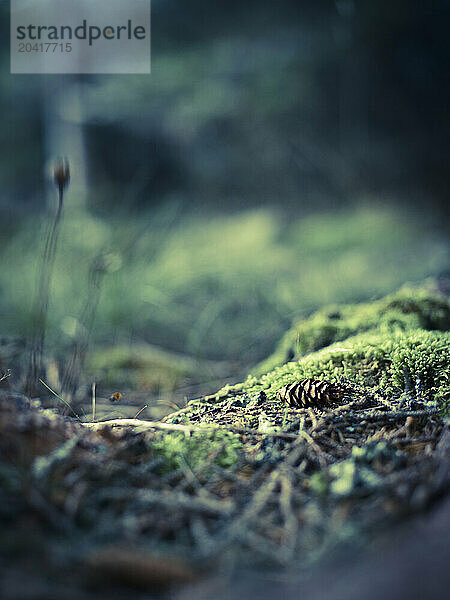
[83,418,301,440]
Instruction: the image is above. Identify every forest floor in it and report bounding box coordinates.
[0,285,449,599]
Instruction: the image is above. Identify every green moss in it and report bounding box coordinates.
[88,343,201,391]
[220,328,450,411]
[255,286,450,374]
[150,428,242,473]
[166,286,449,430]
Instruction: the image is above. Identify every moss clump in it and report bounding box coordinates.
[255,286,450,374]
[218,327,449,413]
[151,428,242,473]
[88,343,202,391]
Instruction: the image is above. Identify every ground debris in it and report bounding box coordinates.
[0,368,448,597]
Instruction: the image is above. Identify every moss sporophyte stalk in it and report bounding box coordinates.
[26,158,71,396]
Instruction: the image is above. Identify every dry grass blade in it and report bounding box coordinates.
[0,369,12,382]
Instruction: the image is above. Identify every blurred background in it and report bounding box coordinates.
[0,0,449,413]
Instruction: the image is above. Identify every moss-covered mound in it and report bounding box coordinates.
[255,286,450,375]
[239,328,450,407]
[166,286,449,434]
